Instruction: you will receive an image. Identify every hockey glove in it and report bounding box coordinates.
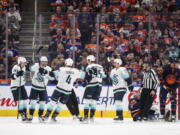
[17,71,24,77]
[26,60,33,71]
[39,68,48,75]
[49,71,55,78]
[128,85,134,92]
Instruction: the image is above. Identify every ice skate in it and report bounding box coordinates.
[113,116,123,123]
[51,117,58,123]
[26,115,33,123]
[80,117,89,124]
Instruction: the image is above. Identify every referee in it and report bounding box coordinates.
[138,62,159,121]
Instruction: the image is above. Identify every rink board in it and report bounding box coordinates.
[0,85,160,118]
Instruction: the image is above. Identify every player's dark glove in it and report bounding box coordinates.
[17,71,24,77]
[26,60,33,71]
[82,81,87,87]
[39,67,48,75]
[73,82,78,88]
[128,85,134,92]
[49,71,55,77]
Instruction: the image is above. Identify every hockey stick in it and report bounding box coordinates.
[17,65,22,119]
[103,77,110,118]
[105,79,110,111]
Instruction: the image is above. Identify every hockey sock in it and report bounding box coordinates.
[116,105,123,117]
[171,98,177,116]
[84,103,89,117]
[160,104,165,115]
[18,104,24,115]
[44,110,52,118]
[23,103,27,114]
[90,104,96,118]
[52,106,61,118]
[38,103,45,117]
[29,103,36,116]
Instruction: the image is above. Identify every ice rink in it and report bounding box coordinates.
[0,117,180,135]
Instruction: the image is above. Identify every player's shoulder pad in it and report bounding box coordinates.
[13,64,20,70]
[34,63,39,67]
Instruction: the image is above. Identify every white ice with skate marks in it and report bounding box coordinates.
[0,117,180,135]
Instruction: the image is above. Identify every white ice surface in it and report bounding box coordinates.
[0,117,180,135]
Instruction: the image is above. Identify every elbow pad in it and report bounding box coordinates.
[85,73,92,83]
[125,77,132,86]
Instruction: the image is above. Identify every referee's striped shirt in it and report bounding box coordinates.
[142,69,159,90]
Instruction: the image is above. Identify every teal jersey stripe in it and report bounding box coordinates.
[113,89,127,93]
[86,83,102,87]
[11,88,17,91]
[55,89,72,95]
[32,86,46,91]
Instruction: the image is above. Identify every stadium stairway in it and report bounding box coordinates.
[19,0,51,83]
[19,0,51,61]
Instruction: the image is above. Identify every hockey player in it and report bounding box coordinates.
[28,56,52,122]
[42,58,84,122]
[110,58,133,121]
[128,92,140,121]
[159,61,180,122]
[66,88,82,121]
[10,56,28,121]
[81,55,106,123]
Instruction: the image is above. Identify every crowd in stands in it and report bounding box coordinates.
[48,0,180,84]
[0,0,21,80]
[0,0,180,84]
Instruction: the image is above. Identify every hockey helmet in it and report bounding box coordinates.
[17,57,27,64]
[40,56,48,62]
[86,55,96,62]
[114,58,122,66]
[65,58,73,66]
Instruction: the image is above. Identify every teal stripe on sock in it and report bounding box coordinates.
[84,104,89,109]
[55,106,61,113]
[19,104,23,110]
[23,104,27,109]
[30,104,36,109]
[90,104,96,110]
[39,104,45,110]
[116,105,122,111]
[47,104,54,111]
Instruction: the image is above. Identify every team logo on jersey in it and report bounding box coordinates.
[35,72,44,82]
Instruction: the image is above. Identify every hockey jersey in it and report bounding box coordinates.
[85,63,106,87]
[110,67,130,89]
[55,67,84,92]
[10,64,26,88]
[30,63,52,89]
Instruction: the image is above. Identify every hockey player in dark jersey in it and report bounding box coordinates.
[128,92,140,121]
[159,60,180,122]
[81,55,106,123]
